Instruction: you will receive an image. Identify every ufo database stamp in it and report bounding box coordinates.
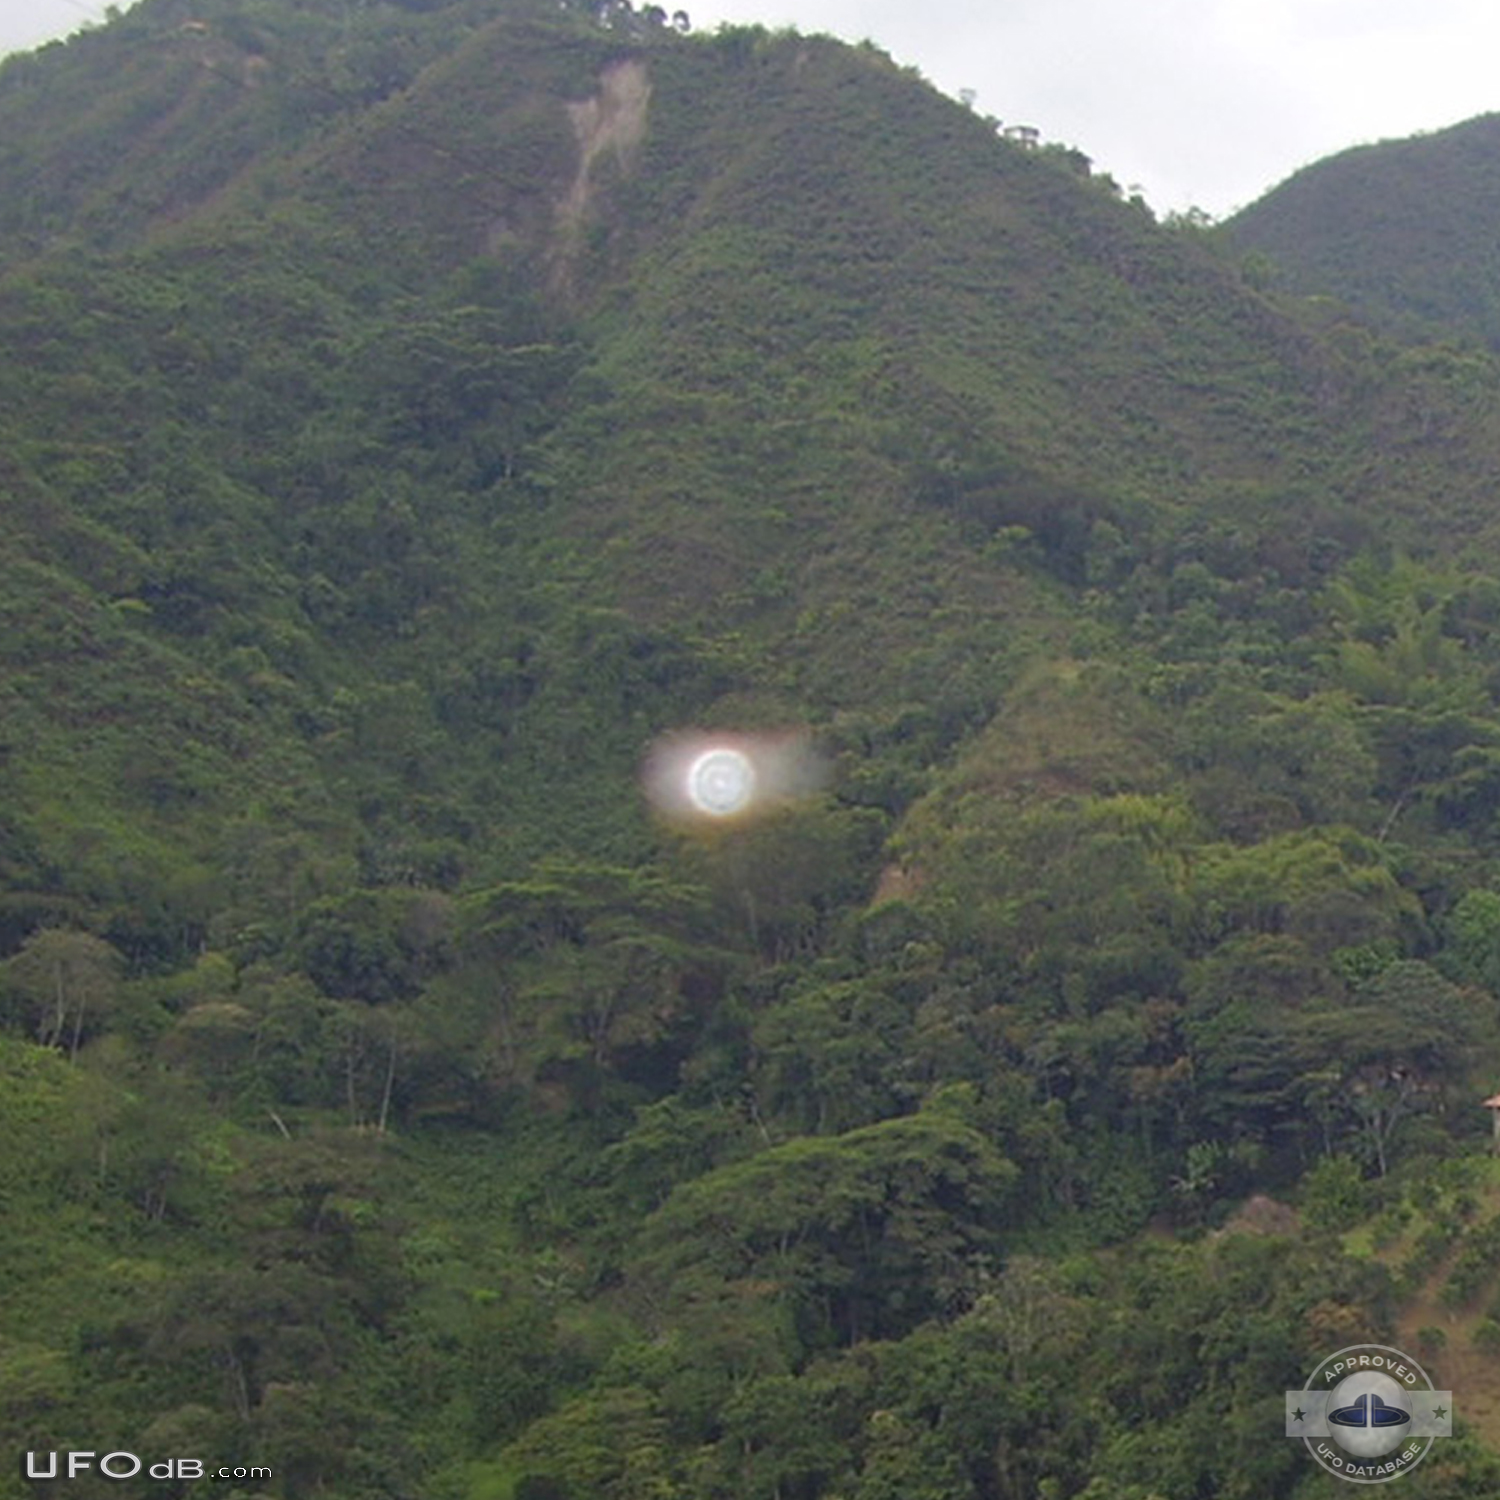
[1286,1343,1453,1483]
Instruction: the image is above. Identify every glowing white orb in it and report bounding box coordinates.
[687,748,756,816]
[641,729,827,826]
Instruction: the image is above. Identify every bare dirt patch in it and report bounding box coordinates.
[1220,1193,1300,1237]
[560,58,651,227]
[871,863,924,905]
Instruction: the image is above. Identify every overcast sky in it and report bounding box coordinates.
[6,0,1500,217]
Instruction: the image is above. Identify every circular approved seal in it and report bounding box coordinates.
[1288,1343,1452,1484]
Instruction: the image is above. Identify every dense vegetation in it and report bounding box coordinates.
[12,2,1500,1497]
[1227,111,1500,348]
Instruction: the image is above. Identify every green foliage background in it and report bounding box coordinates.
[8,2,1500,1497]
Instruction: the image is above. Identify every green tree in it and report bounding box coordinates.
[1445,888,1500,990]
[633,1107,1018,1347]
[3,928,122,1058]
[1299,962,1485,1175]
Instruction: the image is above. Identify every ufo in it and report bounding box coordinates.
[641,730,825,825]
[1329,1393,1410,1430]
[685,747,756,816]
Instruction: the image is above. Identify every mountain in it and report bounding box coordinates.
[1227,112,1500,347]
[11,3,1500,1497]
[8,0,1500,956]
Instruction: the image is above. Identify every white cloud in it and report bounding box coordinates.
[0,0,104,60]
[684,0,1500,215]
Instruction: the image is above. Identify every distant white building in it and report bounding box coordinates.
[1003,124,1040,149]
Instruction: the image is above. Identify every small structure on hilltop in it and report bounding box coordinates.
[1483,1092,1500,1154]
[1004,124,1040,149]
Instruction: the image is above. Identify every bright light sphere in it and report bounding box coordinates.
[641,729,826,826]
[686,748,756,816]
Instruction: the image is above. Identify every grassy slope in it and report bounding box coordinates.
[1332,1160,1500,1452]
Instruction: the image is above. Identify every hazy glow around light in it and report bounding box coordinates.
[642,729,825,825]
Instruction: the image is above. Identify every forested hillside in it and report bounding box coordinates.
[1227,111,1500,348]
[11,3,1500,1497]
